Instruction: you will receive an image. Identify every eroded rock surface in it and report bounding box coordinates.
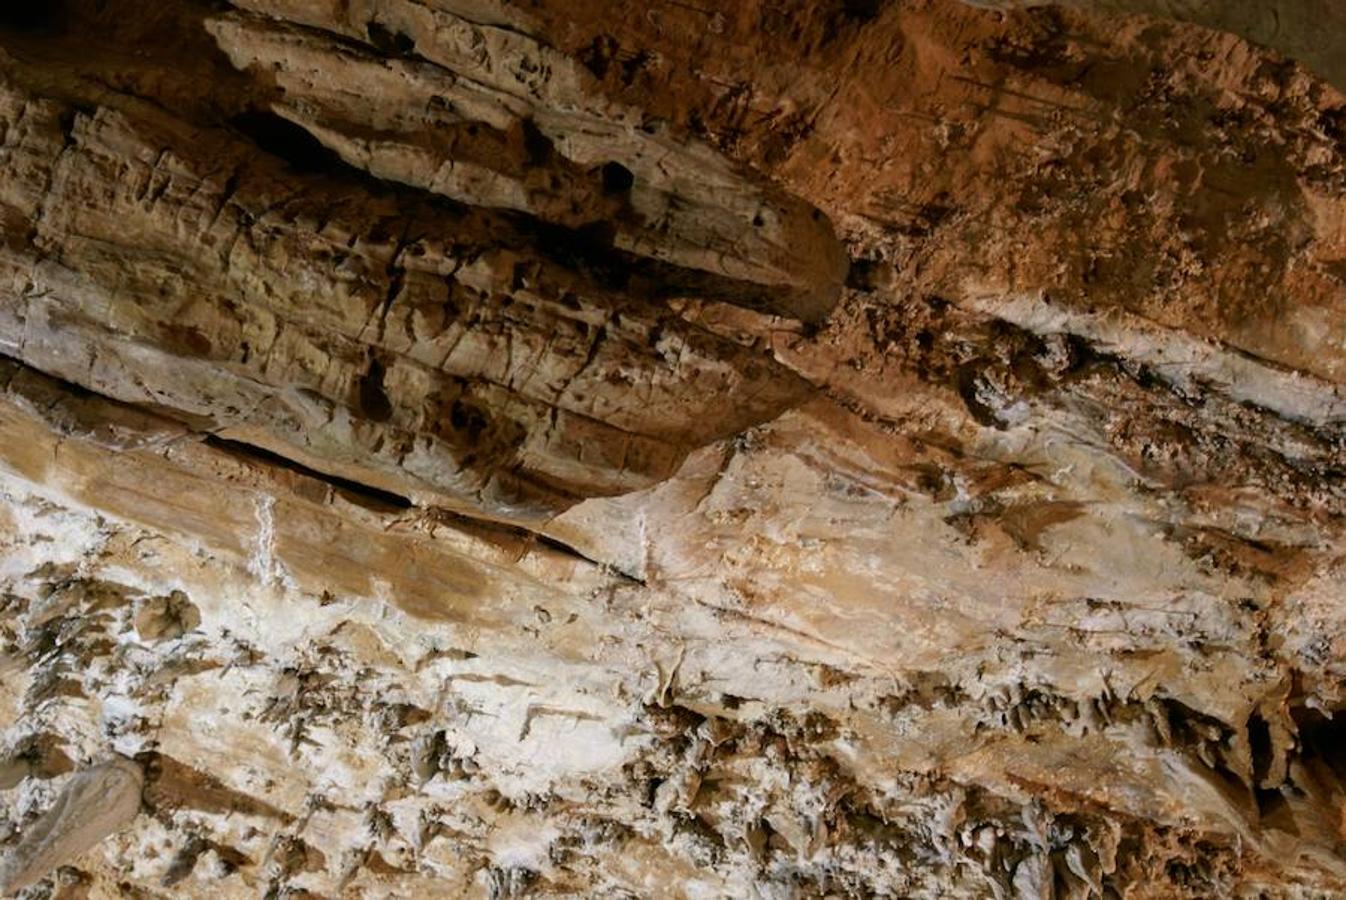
[1,0,1345,896]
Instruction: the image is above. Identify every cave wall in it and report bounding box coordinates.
[1,1,1345,896]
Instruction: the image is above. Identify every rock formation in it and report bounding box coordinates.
[0,0,1345,896]
[0,758,143,895]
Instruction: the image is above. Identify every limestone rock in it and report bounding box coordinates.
[0,759,143,894]
[0,0,1345,896]
[0,72,812,522]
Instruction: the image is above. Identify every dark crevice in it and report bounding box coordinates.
[846,257,890,292]
[1247,711,1275,787]
[229,110,344,175]
[1291,705,1346,782]
[528,220,629,291]
[449,399,489,442]
[536,534,644,585]
[357,358,394,423]
[521,119,555,167]
[601,161,635,195]
[520,216,792,313]
[199,435,637,580]
[202,434,412,513]
[365,21,415,56]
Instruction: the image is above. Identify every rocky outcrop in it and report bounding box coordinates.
[1,0,1345,896]
[0,759,142,894]
[208,4,848,322]
[0,61,817,522]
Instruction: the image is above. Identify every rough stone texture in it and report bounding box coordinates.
[1,0,1346,897]
[957,2,1346,96]
[0,759,143,895]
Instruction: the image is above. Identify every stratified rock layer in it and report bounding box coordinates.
[1,0,1346,897]
[0,65,816,522]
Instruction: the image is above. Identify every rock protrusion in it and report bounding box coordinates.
[0,758,144,895]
